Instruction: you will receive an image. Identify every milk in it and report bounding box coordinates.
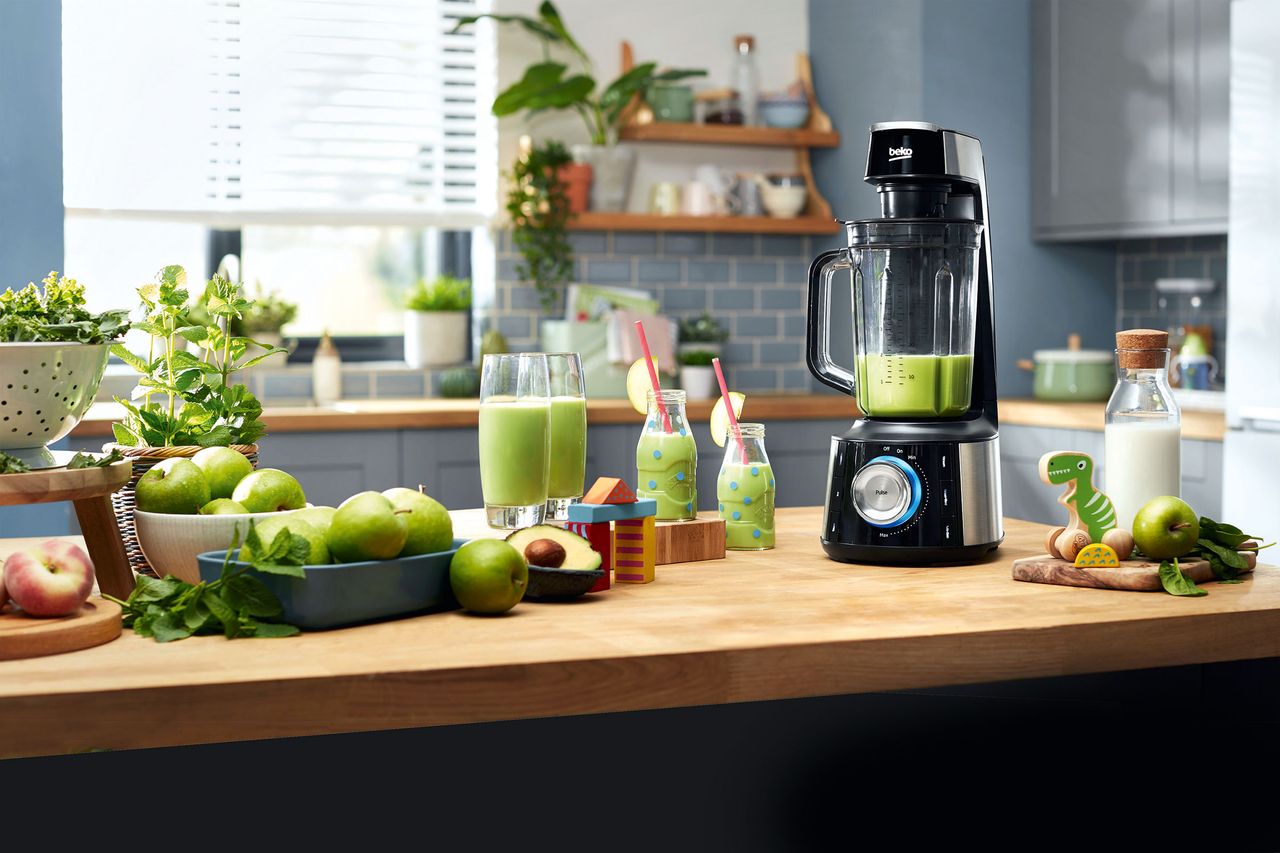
[1104,420,1181,532]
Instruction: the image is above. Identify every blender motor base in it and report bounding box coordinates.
[820,538,1002,566]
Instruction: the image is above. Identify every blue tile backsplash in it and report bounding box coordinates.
[486,229,819,393]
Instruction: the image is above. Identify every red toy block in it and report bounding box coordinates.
[582,476,636,505]
[566,519,611,592]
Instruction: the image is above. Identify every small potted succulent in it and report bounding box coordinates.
[678,313,729,358]
[677,349,717,400]
[107,265,285,575]
[404,275,472,368]
[0,271,131,466]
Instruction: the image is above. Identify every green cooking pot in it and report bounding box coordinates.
[1019,346,1114,401]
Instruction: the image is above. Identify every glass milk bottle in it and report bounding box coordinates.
[1104,329,1181,532]
[718,423,776,550]
[636,390,697,520]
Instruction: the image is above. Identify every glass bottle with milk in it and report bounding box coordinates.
[1104,329,1181,531]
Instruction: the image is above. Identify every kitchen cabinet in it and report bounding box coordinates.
[1033,0,1229,240]
[1000,423,1222,526]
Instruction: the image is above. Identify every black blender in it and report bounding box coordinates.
[807,121,1003,564]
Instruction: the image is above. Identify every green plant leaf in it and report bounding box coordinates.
[150,610,194,643]
[1198,539,1248,570]
[449,11,562,44]
[225,574,283,618]
[110,344,149,373]
[492,62,570,115]
[250,560,307,579]
[243,619,300,639]
[1159,559,1207,597]
[110,422,140,446]
[204,589,240,638]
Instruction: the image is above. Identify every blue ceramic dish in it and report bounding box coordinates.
[195,539,466,630]
[759,100,810,129]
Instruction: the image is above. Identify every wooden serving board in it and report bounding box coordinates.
[1012,554,1253,591]
[0,598,122,661]
[655,515,726,565]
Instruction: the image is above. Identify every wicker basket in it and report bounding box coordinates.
[104,443,259,577]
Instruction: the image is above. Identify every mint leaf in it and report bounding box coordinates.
[243,619,300,639]
[204,589,240,639]
[225,574,283,618]
[1159,559,1208,597]
[250,560,307,579]
[150,611,194,643]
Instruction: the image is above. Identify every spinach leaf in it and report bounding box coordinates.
[1159,559,1207,597]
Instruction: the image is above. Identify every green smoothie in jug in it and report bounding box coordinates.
[636,430,697,520]
[718,462,775,549]
[856,354,972,417]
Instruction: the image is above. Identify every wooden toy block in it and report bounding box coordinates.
[566,498,657,523]
[566,519,611,592]
[613,516,655,583]
[1038,450,1117,543]
[655,515,726,565]
[582,476,636,505]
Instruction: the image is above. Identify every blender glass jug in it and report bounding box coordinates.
[808,220,984,418]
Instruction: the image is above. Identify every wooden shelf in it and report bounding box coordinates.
[568,212,838,234]
[618,122,839,148]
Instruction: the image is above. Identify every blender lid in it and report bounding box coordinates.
[1032,348,1113,364]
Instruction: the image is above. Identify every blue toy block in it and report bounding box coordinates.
[566,498,657,523]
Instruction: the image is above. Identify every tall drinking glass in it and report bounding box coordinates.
[545,352,587,520]
[479,353,551,529]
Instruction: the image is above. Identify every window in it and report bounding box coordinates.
[62,0,496,340]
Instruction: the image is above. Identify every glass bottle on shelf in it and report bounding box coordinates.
[1104,328,1181,532]
[718,423,775,550]
[636,390,697,521]
[732,35,760,126]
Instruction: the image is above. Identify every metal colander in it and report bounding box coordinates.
[0,342,110,451]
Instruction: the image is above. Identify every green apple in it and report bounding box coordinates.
[291,506,336,540]
[231,468,306,513]
[135,458,211,514]
[1133,496,1201,560]
[241,515,329,565]
[449,539,527,615]
[329,492,408,563]
[191,447,253,500]
[382,487,453,556]
[200,498,250,515]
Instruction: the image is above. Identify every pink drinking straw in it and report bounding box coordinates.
[633,320,671,433]
[712,357,748,465]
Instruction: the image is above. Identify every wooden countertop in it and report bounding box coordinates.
[1,506,1274,759]
[69,397,1225,439]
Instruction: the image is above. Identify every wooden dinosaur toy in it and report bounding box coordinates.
[1038,450,1117,543]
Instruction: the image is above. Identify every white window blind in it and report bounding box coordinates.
[63,0,496,227]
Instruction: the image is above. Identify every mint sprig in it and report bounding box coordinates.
[104,519,304,642]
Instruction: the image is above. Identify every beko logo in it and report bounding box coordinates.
[888,146,912,162]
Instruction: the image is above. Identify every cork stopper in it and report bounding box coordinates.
[1116,328,1168,369]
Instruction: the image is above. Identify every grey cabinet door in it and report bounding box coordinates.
[1034,0,1176,236]
[1172,0,1230,225]
[258,431,401,509]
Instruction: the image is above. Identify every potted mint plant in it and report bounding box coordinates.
[404,275,472,368]
[107,265,285,575]
[453,2,704,211]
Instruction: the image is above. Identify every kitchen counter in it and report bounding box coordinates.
[1,506,1275,759]
[69,396,1227,439]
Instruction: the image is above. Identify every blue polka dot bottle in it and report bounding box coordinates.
[717,423,775,549]
[635,389,697,520]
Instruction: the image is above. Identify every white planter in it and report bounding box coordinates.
[571,143,636,212]
[679,365,717,401]
[404,310,469,368]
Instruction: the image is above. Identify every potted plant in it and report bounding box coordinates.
[404,275,472,368]
[678,313,729,358]
[0,271,131,466]
[107,265,285,575]
[678,349,718,400]
[453,2,704,211]
[232,283,298,350]
[509,141,574,313]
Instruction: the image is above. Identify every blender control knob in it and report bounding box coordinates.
[851,455,922,528]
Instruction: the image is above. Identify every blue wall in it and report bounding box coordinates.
[809,0,1116,398]
[0,0,68,536]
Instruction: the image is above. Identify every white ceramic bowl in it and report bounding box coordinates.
[135,508,301,584]
[0,342,110,452]
[761,184,808,219]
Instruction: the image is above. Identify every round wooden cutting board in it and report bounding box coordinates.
[0,598,122,661]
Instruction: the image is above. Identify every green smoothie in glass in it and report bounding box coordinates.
[547,394,587,499]
[479,399,551,507]
[716,423,775,550]
[636,389,697,520]
[856,353,972,417]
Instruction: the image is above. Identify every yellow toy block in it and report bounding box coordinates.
[1074,543,1121,569]
[613,515,656,583]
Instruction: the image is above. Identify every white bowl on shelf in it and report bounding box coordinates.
[135,508,301,585]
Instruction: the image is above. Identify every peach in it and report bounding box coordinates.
[3,540,95,617]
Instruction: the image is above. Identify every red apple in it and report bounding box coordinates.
[3,541,95,617]
[0,565,8,611]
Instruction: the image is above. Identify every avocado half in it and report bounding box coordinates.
[505,525,603,570]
